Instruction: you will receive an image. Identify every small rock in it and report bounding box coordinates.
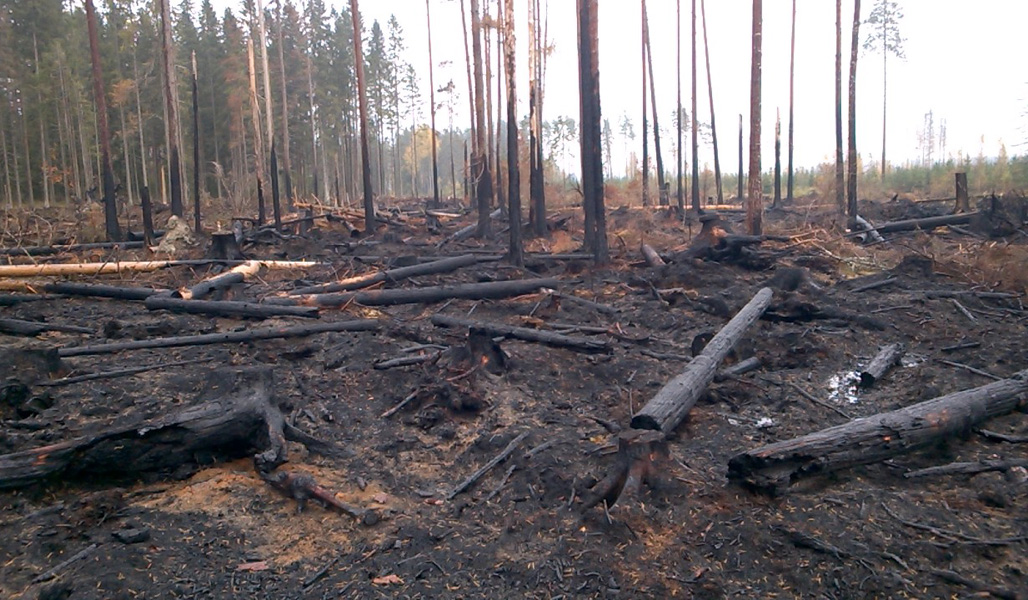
[112,527,150,544]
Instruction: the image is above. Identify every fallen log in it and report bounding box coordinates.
[0,367,292,489]
[177,260,261,300]
[437,208,503,246]
[291,253,482,295]
[273,278,559,308]
[43,282,165,301]
[431,314,612,353]
[447,431,528,500]
[859,343,905,388]
[0,294,53,306]
[631,287,774,433]
[58,319,379,357]
[904,458,1028,479]
[37,358,204,387]
[640,243,666,267]
[0,318,94,337]
[550,291,619,315]
[874,211,980,234]
[727,368,1028,494]
[0,259,320,278]
[0,240,145,257]
[144,296,320,319]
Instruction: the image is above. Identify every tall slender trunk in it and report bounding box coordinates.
[640,0,649,207]
[471,0,493,236]
[85,0,121,240]
[484,9,495,207]
[676,0,683,211]
[494,0,506,211]
[255,0,279,227]
[786,0,796,203]
[528,0,545,235]
[426,0,441,208]
[459,0,477,158]
[1,102,11,207]
[77,88,93,198]
[119,106,133,209]
[276,0,293,205]
[690,0,700,211]
[737,114,744,202]
[773,109,781,208]
[24,101,35,206]
[700,0,722,204]
[33,34,51,208]
[834,0,844,214]
[304,36,322,201]
[159,0,183,216]
[57,52,81,202]
[13,106,23,207]
[643,16,666,206]
[247,39,267,224]
[846,0,861,223]
[746,0,762,235]
[191,51,202,232]
[132,49,148,190]
[503,0,522,266]
[880,15,887,178]
[577,0,606,263]
[351,0,375,231]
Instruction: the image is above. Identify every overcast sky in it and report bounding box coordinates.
[217,0,1028,175]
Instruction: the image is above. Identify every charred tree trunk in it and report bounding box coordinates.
[85,0,121,242]
[426,0,441,209]
[746,0,763,235]
[350,0,376,232]
[528,0,546,237]
[578,0,607,263]
[191,52,202,233]
[690,0,700,211]
[773,110,781,208]
[640,0,649,208]
[643,15,667,207]
[0,368,300,489]
[504,0,523,266]
[834,0,845,215]
[676,0,684,211]
[700,0,723,205]
[276,0,293,207]
[846,0,861,225]
[786,0,796,204]
[159,0,183,217]
[247,40,267,224]
[738,114,744,202]
[632,288,772,433]
[471,0,494,237]
[729,368,1028,495]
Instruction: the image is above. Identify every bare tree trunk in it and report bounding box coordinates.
[528,0,543,235]
[460,0,477,159]
[502,0,522,266]
[786,0,796,203]
[700,0,723,205]
[643,14,666,207]
[159,0,183,217]
[690,0,700,211]
[0,102,11,207]
[471,0,494,237]
[640,0,649,207]
[676,0,684,212]
[737,113,743,202]
[880,15,887,178]
[276,0,293,206]
[426,0,441,208]
[746,0,762,235]
[847,0,861,224]
[255,0,280,228]
[773,109,781,208]
[484,8,495,210]
[85,0,122,241]
[247,40,267,224]
[834,0,844,214]
[494,0,506,211]
[191,52,202,233]
[118,107,132,209]
[57,52,82,202]
[350,0,375,231]
[577,0,607,263]
[132,50,148,190]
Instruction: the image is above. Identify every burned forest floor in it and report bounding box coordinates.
[1,194,1027,599]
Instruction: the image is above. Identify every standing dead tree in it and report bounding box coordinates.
[84,0,121,242]
[471,0,494,238]
[350,0,376,232]
[577,0,607,263]
[846,0,862,225]
[700,0,723,205]
[158,0,183,217]
[643,8,667,207]
[503,0,523,265]
[746,0,763,235]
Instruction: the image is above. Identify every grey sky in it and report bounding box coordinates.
[215,0,1027,175]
